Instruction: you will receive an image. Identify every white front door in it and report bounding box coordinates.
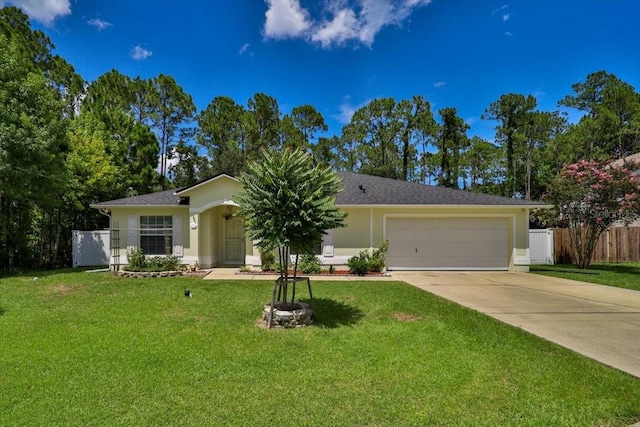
[224,217,244,264]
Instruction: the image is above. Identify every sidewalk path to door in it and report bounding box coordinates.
[204,268,397,282]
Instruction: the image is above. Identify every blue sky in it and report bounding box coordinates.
[4,0,640,142]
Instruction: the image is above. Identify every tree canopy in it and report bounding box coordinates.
[234,148,346,256]
[2,4,640,269]
[544,160,640,268]
[0,8,75,268]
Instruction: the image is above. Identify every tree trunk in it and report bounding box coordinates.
[569,222,604,269]
[52,208,62,268]
[291,253,299,304]
[0,194,8,270]
[401,131,410,181]
[525,144,532,200]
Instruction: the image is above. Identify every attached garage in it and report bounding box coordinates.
[385,216,510,270]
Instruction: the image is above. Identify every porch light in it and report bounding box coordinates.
[223,206,233,220]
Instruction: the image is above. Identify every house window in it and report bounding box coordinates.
[291,239,323,256]
[140,216,172,255]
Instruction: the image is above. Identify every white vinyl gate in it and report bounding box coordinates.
[72,230,110,267]
[529,229,554,265]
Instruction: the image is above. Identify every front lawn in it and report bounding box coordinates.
[1,271,639,426]
[532,263,640,291]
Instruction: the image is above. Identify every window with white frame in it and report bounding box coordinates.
[290,239,322,256]
[140,216,173,255]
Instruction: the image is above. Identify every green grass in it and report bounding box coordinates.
[1,271,639,426]
[532,263,640,291]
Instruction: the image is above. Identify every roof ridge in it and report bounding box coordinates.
[93,171,547,208]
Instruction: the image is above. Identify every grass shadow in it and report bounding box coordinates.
[0,266,111,279]
[300,297,364,328]
[533,263,640,275]
[588,263,640,275]
[0,307,4,316]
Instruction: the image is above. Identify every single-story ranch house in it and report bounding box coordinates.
[91,172,548,271]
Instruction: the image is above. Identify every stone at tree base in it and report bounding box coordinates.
[262,302,314,328]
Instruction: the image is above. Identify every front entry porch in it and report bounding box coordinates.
[189,205,252,269]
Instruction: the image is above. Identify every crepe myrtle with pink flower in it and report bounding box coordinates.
[544,159,640,268]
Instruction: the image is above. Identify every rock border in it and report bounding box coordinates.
[262,302,314,328]
[118,270,183,278]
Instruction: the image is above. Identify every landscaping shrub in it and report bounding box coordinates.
[125,249,181,272]
[348,251,370,276]
[347,240,389,275]
[165,255,181,271]
[274,262,284,274]
[126,248,147,271]
[368,240,388,272]
[147,255,180,271]
[260,249,276,272]
[146,256,165,270]
[299,253,323,274]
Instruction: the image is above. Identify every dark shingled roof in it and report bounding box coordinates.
[91,189,185,207]
[335,172,546,206]
[91,172,547,208]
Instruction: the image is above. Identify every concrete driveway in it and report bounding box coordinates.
[392,271,640,379]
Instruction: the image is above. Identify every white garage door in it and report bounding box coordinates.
[386,217,509,270]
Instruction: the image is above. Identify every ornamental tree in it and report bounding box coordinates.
[545,160,640,268]
[234,148,346,305]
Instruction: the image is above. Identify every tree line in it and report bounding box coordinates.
[2,6,640,269]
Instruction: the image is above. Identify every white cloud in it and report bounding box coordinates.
[130,45,152,61]
[405,0,431,6]
[159,153,180,176]
[357,0,395,45]
[263,0,311,39]
[2,0,70,25]
[335,102,357,124]
[333,96,371,124]
[87,17,112,31]
[238,43,251,55]
[502,13,510,22]
[433,81,446,88]
[491,4,508,15]
[505,31,512,37]
[264,0,432,48]
[312,8,359,47]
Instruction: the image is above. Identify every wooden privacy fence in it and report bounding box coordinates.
[554,227,640,264]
